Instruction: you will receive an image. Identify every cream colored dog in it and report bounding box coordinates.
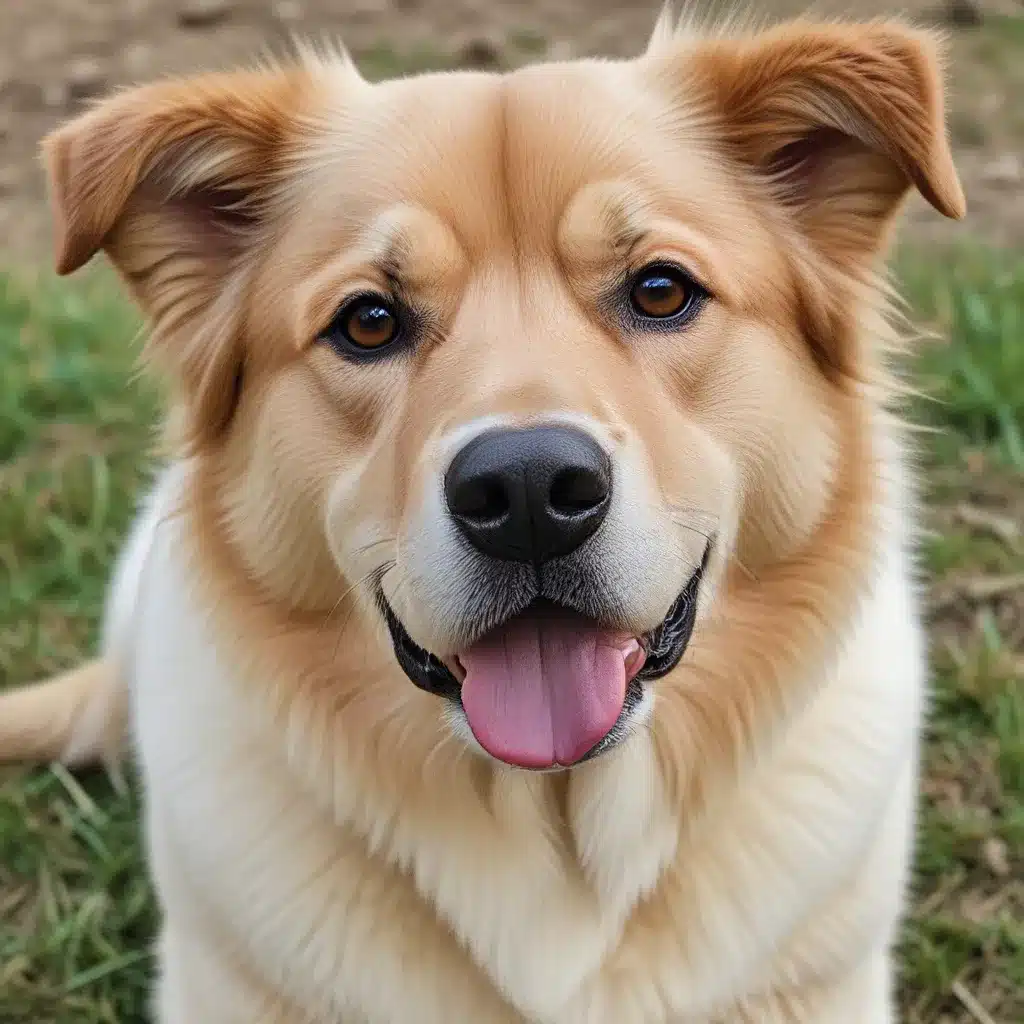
[0,10,964,1022]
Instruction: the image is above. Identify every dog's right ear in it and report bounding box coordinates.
[42,70,318,276]
[41,67,333,445]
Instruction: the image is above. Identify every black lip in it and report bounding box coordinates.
[633,541,710,682]
[376,542,712,712]
[378,597,461,701]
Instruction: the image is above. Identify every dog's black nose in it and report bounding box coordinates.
[445,426,612,563]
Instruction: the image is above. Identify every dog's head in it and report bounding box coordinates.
[43,16,962,772]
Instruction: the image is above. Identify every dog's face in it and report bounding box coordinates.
[44,18,963,770]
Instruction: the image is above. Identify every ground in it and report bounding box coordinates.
[0,1,1022,1023]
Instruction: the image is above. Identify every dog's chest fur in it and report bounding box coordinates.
[122,465,923,1023]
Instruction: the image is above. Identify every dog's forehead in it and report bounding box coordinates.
[294,59,717,259]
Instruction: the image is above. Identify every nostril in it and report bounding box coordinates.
[549,466,609,516]
[445,426,612,562]
[451,474,510,524]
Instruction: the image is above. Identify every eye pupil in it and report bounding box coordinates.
[630,267,694,319]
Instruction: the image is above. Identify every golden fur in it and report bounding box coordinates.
[1,11,963,1022]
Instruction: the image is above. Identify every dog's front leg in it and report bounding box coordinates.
[704,952,894,1024]
[787,953,895,1024]
[813,952,894,1024]
[155,925,308,1024]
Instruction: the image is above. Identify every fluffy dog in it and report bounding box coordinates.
[0,10,964,1022]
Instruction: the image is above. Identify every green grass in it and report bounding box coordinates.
[894,249,1024,1022]
[0,271,156,1023]
[903,249,1024,470]
[1,251,1022,1023]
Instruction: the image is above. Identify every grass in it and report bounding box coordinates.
[0,272,156,1024]
[0,250,1021,1023]
[894,249,1024,1022]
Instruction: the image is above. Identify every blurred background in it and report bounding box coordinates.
[0,1,1021,1022]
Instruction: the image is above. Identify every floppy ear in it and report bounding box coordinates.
[658,20,965,374]
[695,20,964,226]
[41,68,320,445]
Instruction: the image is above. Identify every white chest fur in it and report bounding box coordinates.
[119,464,924,1023]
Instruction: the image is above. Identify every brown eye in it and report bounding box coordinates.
[321,294,404,358]
[629,266,695,319]
[343,299,399,349]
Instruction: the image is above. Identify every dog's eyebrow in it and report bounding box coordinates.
[371,234,408,285]
[559,183,726,298]
[557,182,647,273]
[361,205,462,294]
[354,215,412,287]
[604,202,649,260]
[567,184,650,261]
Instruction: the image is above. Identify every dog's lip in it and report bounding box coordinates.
[630,539,710,682]
[375,539,712,726]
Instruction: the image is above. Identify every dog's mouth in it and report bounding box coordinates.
[378,545,709,770]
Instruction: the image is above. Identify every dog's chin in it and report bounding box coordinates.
[376,545,710,771]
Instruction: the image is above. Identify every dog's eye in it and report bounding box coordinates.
[629,265,698,320]
[322,295,401,355]
[340,298,399,349]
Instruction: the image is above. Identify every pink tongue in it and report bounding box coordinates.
[459,608,628,769]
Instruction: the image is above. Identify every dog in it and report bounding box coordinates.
[0,9,964,1022]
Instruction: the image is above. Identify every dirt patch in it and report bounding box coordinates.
[2,0,1023,260]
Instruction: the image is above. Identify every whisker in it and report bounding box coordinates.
[382,564,414,615]
[322,561,392,640]
[330,560,417,663]
[318,594,347,636]
[731,559,759,584]
[350,536,398,560]
[663,511,760,583]
[666,517,713,544]
[663,500,719,523]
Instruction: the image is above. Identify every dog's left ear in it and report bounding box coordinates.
[690,21,964,245]
[651,20,965,374]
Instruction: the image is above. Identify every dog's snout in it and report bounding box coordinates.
[445,426,612,563]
